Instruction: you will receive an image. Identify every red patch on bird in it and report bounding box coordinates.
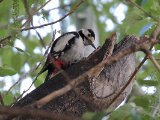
[53,59,64,68]
[51,59,64,76]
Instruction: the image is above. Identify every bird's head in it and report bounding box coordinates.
[78,29,96,49]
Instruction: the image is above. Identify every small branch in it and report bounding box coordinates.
[23,0,46,48]
[151,20,160,39]
[155,58,160,61]
[127,0,158,22]
[146,51,160,72]
[0,92,4,106]
[21,0,84,31]
[103,32,116,59]
[0,0,52,46]
[48,3,71,11]
[0,0,4,3]
[151,97,160,117]
[21,0,52,28]
[0,106,80,120]
[0,0,84,48]
[0,36,12,44]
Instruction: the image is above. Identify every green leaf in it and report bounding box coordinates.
[3,92,14,105]
[120,10,149,36]
[144,23,156,36]
[14,47,25,53]
[34,75,44,87]
[11,53,24,72]
[14,46,31,57]
[110,104,132,120]
[0,65,17,76]
[142,0,154,10]
[154,44,160,51]
[133,96,149,109]
[138,80,159,86]
[82,112,106,120]
[136,0,148,6]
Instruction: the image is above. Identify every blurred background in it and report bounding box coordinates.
[0,0,160,119]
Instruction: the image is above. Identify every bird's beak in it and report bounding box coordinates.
[86,36,96,49]
[91,43,96,49]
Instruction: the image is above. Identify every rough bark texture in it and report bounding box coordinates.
[13,35,136,119]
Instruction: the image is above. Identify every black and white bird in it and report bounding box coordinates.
[38,29,96,81]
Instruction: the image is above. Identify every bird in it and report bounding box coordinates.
[38,29,96,81]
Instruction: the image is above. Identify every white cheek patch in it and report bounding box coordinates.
[91,37,95,42]
[55,55,59,59]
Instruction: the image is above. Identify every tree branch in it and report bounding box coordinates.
[0,106,80,120]
[147,51,160,72]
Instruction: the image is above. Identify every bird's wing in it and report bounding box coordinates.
[50,32,79,57]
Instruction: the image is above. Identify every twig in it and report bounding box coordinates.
[0,0,4,3]
[21,0,84,31]
[155,58,160,61]
[0,0,83,48]
[21,0,52,28]
[23,0,46,48]
[35,30,56,77]
[127,0,158,22]
[151,97,160,117]
[147,51,160,72]
[6,73,27,95]
[8,66,42,105]
[0,0,52,45]
[0,36,12,45]
[151,20,160,39]
[0,106,80,120]
[0,92,4,106]
[48,3,71,11]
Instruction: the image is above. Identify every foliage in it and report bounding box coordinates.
[0,0,160,119]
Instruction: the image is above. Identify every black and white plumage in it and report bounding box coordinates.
[38,29,96,81]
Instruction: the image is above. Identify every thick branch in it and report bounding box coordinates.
[0,106,80,120]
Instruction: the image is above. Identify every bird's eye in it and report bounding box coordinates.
[88,34,91,37]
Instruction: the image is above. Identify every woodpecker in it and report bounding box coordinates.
[38,29,96,81]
